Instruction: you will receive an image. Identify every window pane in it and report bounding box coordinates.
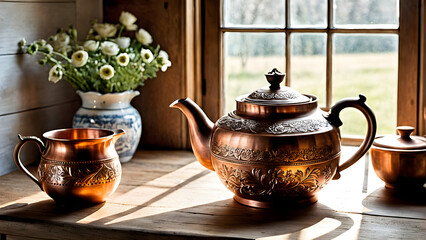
[290,0,327,28]
[223,0,285,28]
[332,34,398,136]
[224,32,286,114]
[334,0,399,28]
[290,33,326,107]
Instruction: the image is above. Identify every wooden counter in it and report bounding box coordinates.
[0,150,425,240]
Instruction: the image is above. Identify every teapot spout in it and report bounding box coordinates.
[170,98,214,171]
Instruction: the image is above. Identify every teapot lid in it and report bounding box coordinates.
[235,69,317,119]
[240,68,311,105]
[373,126,426,150]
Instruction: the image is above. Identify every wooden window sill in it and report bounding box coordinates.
[0,149,424,239]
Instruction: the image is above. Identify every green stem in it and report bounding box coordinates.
[64,73,90,91]
[117,25,125,38]
[51,51,72,63]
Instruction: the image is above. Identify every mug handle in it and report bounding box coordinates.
[13,135,45,190]
[325,94,377,180]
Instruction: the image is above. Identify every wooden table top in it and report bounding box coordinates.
[0,149,425,240]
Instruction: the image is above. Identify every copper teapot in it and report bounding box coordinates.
[13,128,125,205]
[170,69,377,208]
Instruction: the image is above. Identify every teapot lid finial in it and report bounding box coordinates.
[242,68,310,104]
[265,68,285,90]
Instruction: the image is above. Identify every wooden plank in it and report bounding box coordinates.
[76,0,103,41]
[0,1,105,177]
[193,0,203,106]
[0,54,78,115]
[0,1,76,55]
[6,235,47,240]
[419,0,426,136]
[0,101,79,176]
[219,28,399,34]
[0,0,73,2]
[0,150,424,240]
[398,0,420,133]
[103,0,189,149]
[1,204,424,240]
[202,0,222,121]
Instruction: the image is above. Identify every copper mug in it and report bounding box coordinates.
[14,128,125,205]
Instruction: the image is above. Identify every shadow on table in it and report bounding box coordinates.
[0,199,105,221]
[100,198,355,239]
[361,186,426,219]
[354,186,426,239]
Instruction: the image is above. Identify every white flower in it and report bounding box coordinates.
[19,38,26,47]
[44,44,53,54]
[156,50,171,71]
[100,65,115,80]
[101,41,120,56]
[51,32,70,52]
[117,53,129,66]
[119,11,138,31]
[71,50,89,67]
[93,23,117,38]
[158,50,169,60]
[135,28,153,45]
[115,37,131,49]
[161,59,172,72]
[157,50,169,64]
[48,65,63,83]
[83,40,99,51]
[39,39,47,46]
[140,48,154,63]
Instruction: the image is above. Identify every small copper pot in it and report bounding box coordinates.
[14,128,125,205]
[371,126,426,189]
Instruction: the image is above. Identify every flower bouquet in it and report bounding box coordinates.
[18,11,171,162]
[19,11,171,93]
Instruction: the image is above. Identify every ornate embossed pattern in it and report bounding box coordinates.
[219,165,323,196]
[247,90,300,100]
[217,115,330,134]
[323,164,333,183]
[212,144,333,164]
[38,160,121,186]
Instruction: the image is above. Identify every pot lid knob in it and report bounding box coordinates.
[265,68,285,90]
[396,126,414,140]
[242,69,310,104]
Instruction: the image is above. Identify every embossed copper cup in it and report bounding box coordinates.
[14,128,125,205]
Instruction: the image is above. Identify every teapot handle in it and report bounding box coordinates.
[13,135,45,190]
[325,94,377,180]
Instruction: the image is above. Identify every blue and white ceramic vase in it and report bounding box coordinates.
[72,90,142,163]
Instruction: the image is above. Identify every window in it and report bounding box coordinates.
[202,0,424,141]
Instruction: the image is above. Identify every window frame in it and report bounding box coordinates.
[201,0,425,140]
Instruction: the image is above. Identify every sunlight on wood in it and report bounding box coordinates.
[77,161,232,225]
[0,192,47,209]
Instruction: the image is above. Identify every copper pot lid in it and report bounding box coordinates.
[239,68,311,105]
[373,126,426,150]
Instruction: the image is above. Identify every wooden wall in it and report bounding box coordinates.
[0,0,102,176]
[104,0,197,150]
[420,0,426,136]
[0,0,199,175]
